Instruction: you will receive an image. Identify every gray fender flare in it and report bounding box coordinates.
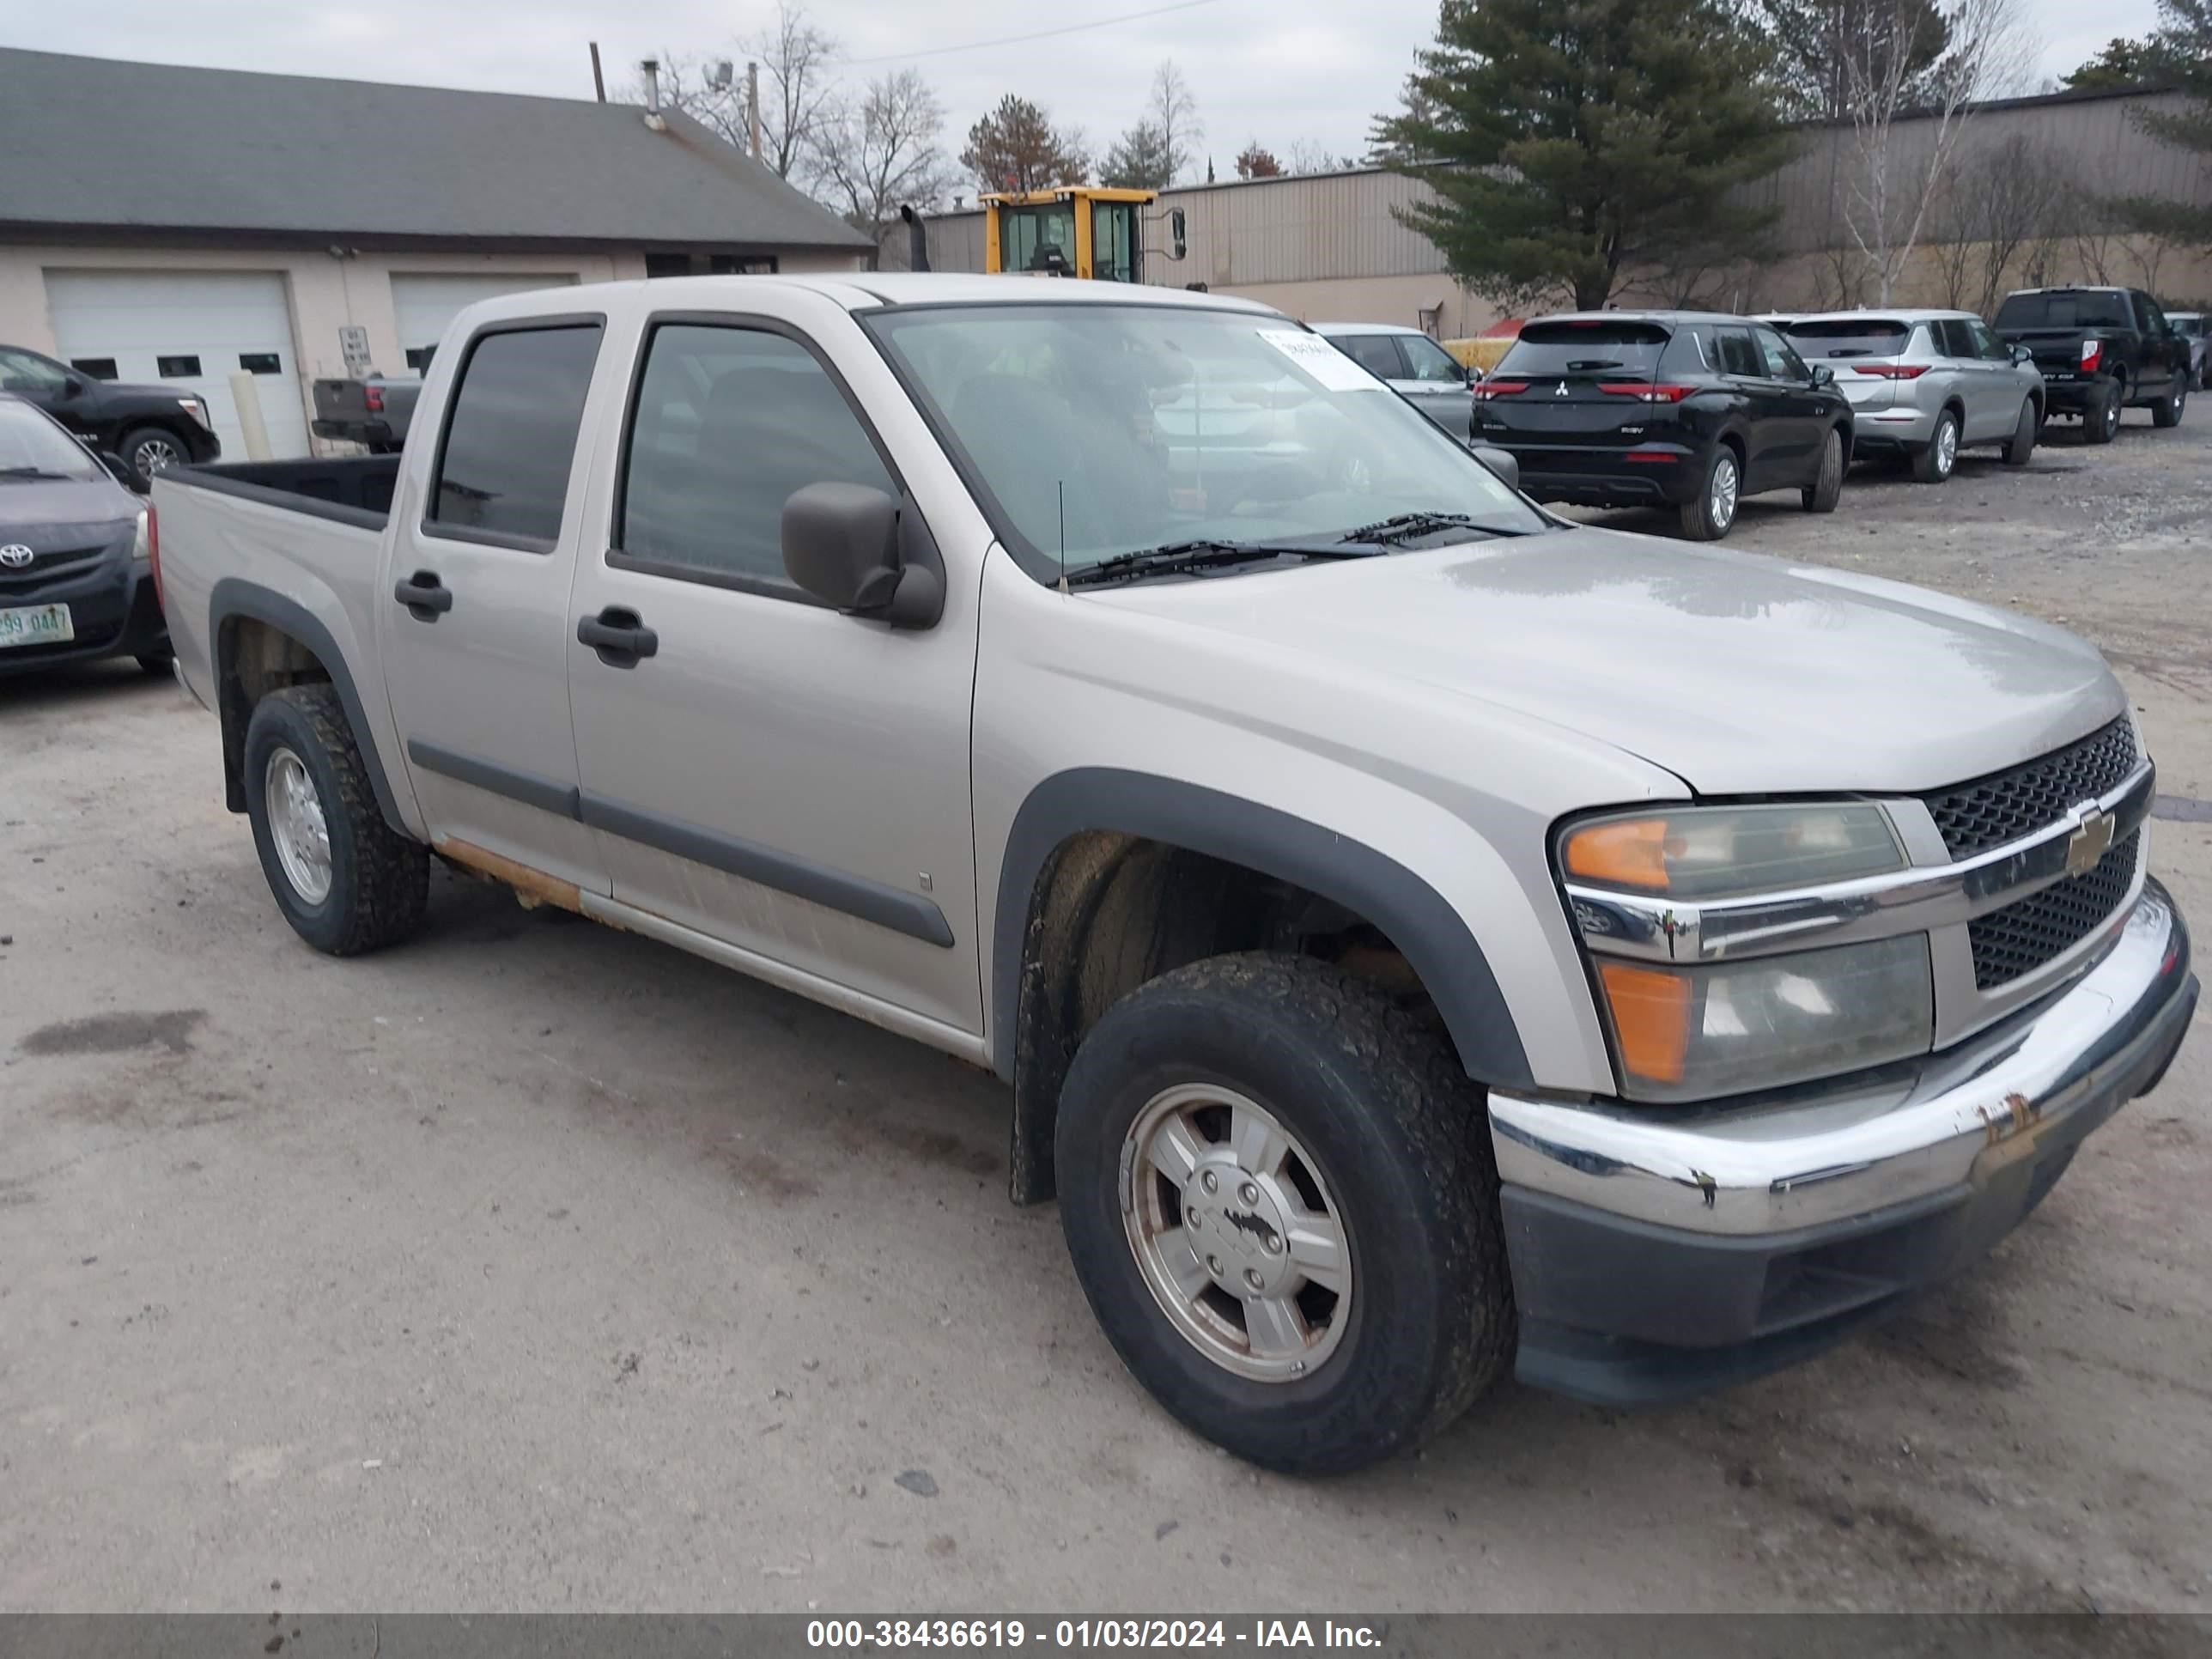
[209,577,410,836]
[992,768,1535,1201]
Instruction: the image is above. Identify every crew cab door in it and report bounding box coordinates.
[380,314,613,894]
[2132,291,2179,397]
[1749,324,1827,483]
[1714,325,1788,486]
[563,298,983,1040]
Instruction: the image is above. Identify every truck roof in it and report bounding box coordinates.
[500,272,1284,316]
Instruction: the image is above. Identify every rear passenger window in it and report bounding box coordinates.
[1934,319,1976,358]
[1334,336,1405,379]
[614,323,896,592]
[1716,328,1762,378]
[1658,325,1717,375]
[428,323,603,548]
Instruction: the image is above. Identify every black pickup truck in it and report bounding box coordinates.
[1992,286,2193,444]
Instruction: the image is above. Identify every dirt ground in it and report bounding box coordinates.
[3,408,2208,1614]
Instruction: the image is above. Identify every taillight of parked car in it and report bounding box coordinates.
[1475,380,1530,399]
[1850,363,1929,379]
[1598,383,1695,402]
[2080,338,2104,374]
[365,383,386,413]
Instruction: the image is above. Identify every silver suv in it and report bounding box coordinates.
[1769,309,2045,483]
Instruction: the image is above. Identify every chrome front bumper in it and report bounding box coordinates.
[1491,880,2196,1238]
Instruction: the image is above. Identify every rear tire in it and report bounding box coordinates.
[1055,952,1512,1475]
[1802,427,1844,513]
[2085,382,2121,445]
[2002,399,2038,467]
[2153,375,2187,428]
[1678,445,1741,541]
[1911,410,1960,482]
[242,684,428,956]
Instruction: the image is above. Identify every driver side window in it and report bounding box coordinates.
[0,348,69,392]
[1753,326,1808,381]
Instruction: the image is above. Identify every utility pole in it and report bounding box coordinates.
[588,41,605,103]
[747,60,763,161]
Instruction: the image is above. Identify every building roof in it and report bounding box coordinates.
[0,48,869,252]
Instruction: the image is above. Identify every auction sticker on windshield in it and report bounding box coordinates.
[1257,329,1388,392]
[0,603,73,650]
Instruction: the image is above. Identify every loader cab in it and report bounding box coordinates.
[982,186,1179,283]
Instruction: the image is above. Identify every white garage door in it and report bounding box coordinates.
[391,274,577,374]
[46,270,311,460]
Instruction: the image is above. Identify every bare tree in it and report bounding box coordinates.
[1146,60,1203,185]
[1837,0,2038,303]
[747,2,842,182]
[815,70,952,260]
[1929,133,2070,313]
[1284,137,1353,174]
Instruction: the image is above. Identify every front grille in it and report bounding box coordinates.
[1968,830,2140,988]
[0,544,108,590]
[1923,718,2139,858]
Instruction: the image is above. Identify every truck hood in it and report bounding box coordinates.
[0,474,142,531]
[1093,524,2124,796]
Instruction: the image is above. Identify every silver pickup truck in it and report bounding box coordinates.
[151,275,2197,1475]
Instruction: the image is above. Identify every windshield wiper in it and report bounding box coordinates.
[0,466,76,480]
[1064,538,1376,588]
[1335,511,1531,546]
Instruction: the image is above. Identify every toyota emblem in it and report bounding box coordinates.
[0,544,33,569]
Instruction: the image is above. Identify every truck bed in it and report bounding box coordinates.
[150,456,406,749]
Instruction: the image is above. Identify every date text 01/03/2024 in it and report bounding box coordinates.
[804,1619,1386,1650]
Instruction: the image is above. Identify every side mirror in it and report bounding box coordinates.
[2011,344,2034,366]
[1810,363,1835,387]
[781,482,944,629]
[98,451,146,493]
[1470,445,1520,491]
[1170,208,1188,261]
[1464,363,1484,386]
[63,377,86,398]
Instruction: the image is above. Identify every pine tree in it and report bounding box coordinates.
[1375,0,1796,310]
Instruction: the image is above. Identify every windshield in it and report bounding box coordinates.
[0,400,101,479]
[1995,291,2132,331]
[1493,321,1670,378]
[1781,319,1911,359]
[863,303,1545,581]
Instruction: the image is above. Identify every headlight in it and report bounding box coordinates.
[1561,803,1905,896]
[177,398,211,430]
[131,509,150,562]
[1593,936,1933,1102]
[1560,804,1929,1101]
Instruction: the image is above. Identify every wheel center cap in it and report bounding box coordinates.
[1182,1154,1291,1296]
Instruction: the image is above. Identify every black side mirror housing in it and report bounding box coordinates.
[98,450,146,493]
[1170,208,1188,261]
[1470,445,1520,491]
[63,377,86,398]
[781,482,944,629]
[1811,363,1835,387]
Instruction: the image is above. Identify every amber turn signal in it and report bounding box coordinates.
[1595,959,1692,1085]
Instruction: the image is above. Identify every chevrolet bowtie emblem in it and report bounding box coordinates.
[2064,807,2117,876]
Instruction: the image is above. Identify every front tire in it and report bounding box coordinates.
[1912,410,1960,482]
[1802,427,1844,512]
[1678,445,1741,541]
[242,684,428,956]
[1055,953,1512,1475]
[2153,375,2187,428]
[2002,398,2038,467]
[117,426,188,485]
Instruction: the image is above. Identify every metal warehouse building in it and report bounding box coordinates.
[0,49,870,460]
[908,86,2212,331]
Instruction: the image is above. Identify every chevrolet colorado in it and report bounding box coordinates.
[150,276,2198,1474]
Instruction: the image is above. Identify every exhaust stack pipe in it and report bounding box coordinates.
[640,58,665,131]
[900,204,930,272]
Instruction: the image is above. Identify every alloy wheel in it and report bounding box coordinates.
[264,746,332,905]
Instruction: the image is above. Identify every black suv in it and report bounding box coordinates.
[0,343,222,484]
[1991,287,2192,443]
[1468,312,1853,539]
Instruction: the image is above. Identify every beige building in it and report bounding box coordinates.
[0,49,870,459]
[910,86,2212,331]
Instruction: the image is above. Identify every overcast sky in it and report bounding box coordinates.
[1,0,2171,188]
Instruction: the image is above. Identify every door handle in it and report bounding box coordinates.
[393,571,453,621]
[577,606,659,668]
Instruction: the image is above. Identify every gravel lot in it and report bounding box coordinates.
[3,409,2208,1614]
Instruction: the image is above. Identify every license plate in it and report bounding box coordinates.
[0,603,74,649]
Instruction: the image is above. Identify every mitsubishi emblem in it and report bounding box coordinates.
[2064,807,2116,876]
[1554,382,1569,397]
